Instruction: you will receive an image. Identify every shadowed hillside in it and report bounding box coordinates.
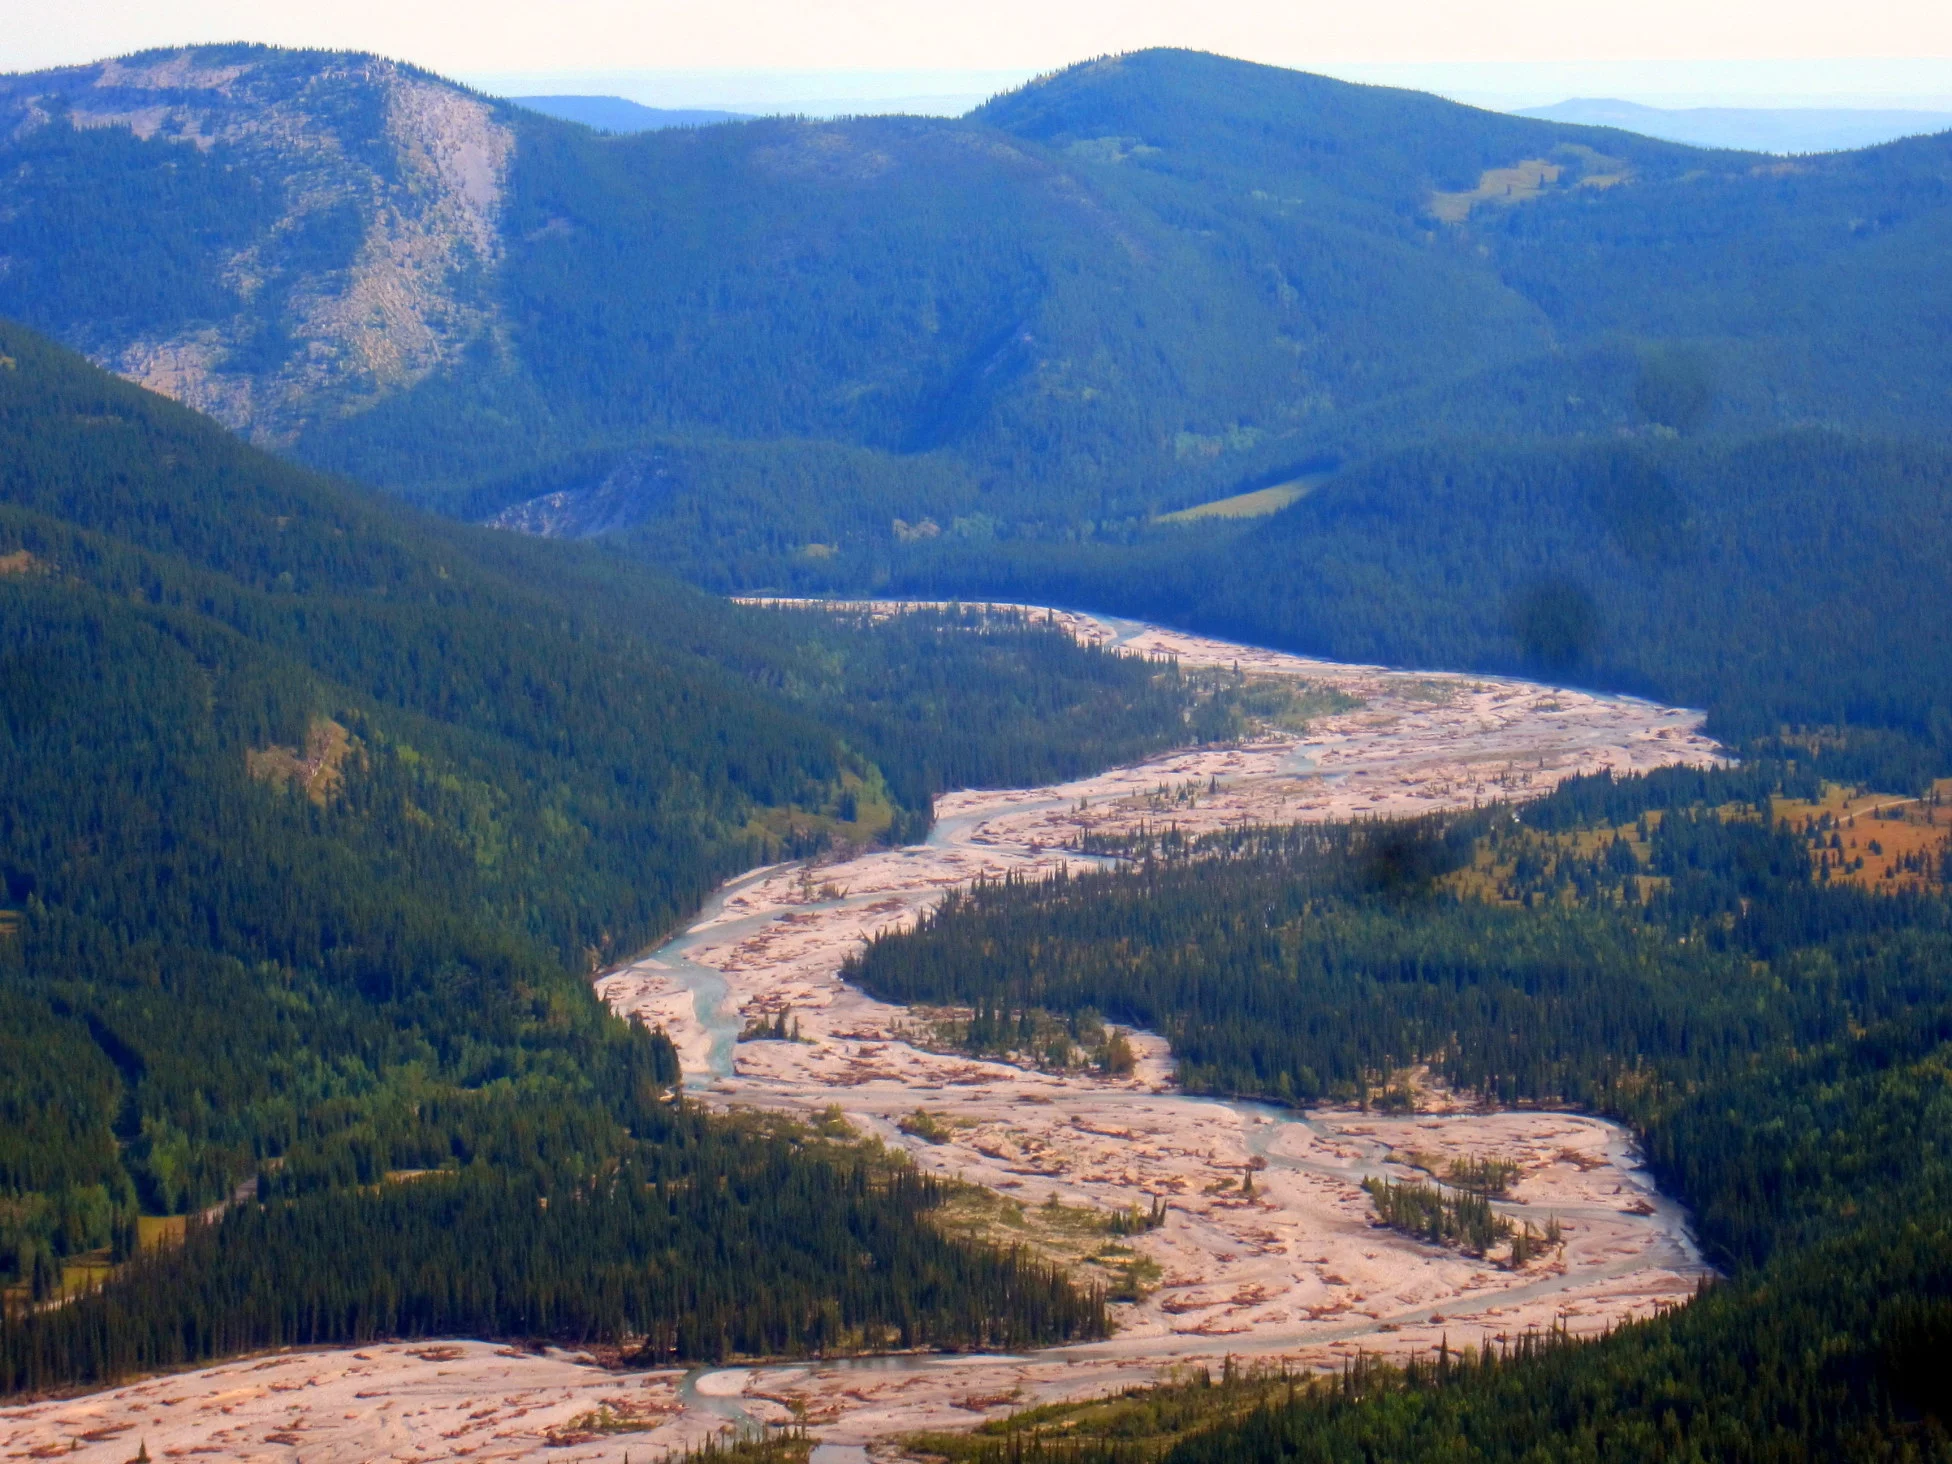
[6,45,1952,756]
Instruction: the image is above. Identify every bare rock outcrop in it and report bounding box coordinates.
[486,453,680,538]
[0,46,515,444]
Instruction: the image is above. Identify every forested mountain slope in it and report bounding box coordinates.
[9,45,1952,766]
[0,321,1184,1383]
[889,430,1952,761]
[6,45,1952,564]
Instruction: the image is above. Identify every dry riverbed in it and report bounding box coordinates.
[2,610,1719,1463]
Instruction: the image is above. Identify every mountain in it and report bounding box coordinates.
[1519,97,1952,154]
[0,319,1191,1381]
[509,95,751,131]
[6,44,1952,758]
[15,43,1952,544]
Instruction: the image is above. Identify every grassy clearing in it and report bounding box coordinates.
[1429,146,1632,223]
[245,717,354,805]
[752,766,898,849]
[1439,815,1666,909]
[136,1215,187,1252]
[1441,780,1952,908]
[1155,475,1326,524]
[929,1187,1164,1301]
[1773,779,1952,892]
[0,1253,117,1312]
[1429,159,1563,223]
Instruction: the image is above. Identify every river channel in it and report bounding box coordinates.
[598,607,1719,1447]
[0,609,1727,1464]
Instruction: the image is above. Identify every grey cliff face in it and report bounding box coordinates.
[0,46,515,444]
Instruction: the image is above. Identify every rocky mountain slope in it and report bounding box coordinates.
[0,45,511,443]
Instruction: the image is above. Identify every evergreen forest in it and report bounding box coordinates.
[848,761,1952,1457]
[7,45,1949,775]
[884,430,1952,760]
[0,321,1195,1387]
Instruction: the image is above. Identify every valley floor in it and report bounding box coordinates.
[0,610,1721,1464]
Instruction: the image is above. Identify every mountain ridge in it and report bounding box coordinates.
[0,46,1742,511]
[1519,95,1952,153]
[6,43,1952,686]
[509,94,751,131]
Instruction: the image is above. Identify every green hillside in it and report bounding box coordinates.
[7,45,1952,581]
[0,321,1192,1386]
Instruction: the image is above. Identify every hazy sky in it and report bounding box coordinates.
[10,0,1952,75]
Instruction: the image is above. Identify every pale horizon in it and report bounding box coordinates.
[9,0,1952,113]
[455,58,1952,118]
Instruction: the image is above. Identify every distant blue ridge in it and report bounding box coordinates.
[1518,97,1952,154]
[511,95,752,132]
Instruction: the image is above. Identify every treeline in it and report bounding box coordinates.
[0,323,1157,1383]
